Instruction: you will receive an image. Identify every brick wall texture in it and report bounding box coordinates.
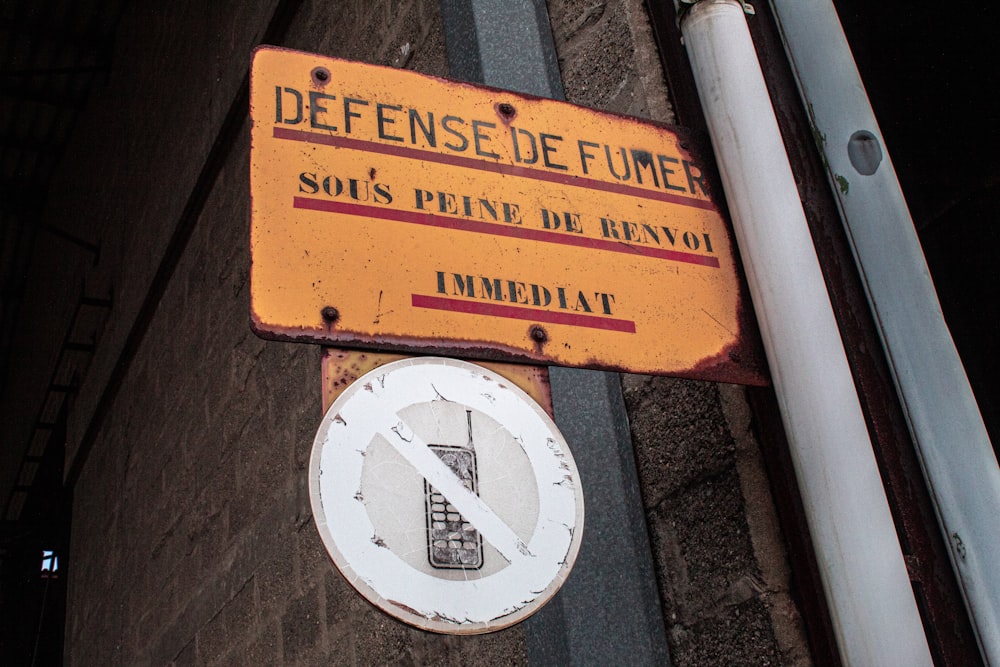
[60,1,811,664]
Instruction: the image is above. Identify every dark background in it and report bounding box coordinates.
[834,1,999,450]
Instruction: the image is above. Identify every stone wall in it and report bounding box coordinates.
[60,1,811,664]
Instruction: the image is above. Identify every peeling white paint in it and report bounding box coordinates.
[309,357,585,634]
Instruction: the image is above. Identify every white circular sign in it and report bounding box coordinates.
[309,357,584,634]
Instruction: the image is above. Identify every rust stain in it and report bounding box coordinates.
[320,348,552,415]
[250,48,762,385]
[494,101,517,124]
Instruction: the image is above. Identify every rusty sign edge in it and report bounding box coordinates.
[249,46,767,384]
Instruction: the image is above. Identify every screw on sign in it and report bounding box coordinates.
[309,357,584,633]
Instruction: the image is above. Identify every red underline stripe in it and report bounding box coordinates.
[273,126,717,213]
[411,294,637,333]
[293,197,721,268]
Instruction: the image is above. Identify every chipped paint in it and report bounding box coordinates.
[320,348,553,414]
[250,47,762,382]
[952,532,967,561]
[309,357,584,634]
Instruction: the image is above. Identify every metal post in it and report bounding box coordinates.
[440,1,671,664]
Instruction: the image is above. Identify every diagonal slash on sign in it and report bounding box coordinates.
[382,417,532,564]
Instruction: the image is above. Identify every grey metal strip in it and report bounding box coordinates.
[441,0,564,99]
[540,367,673,665]
[439,1,671,663]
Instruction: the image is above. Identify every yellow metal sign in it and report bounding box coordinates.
[250,47,764,383]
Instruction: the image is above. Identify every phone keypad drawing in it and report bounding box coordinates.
[425,411,484,570]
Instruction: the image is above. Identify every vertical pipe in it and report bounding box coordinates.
[678,1,931,664]
[770,3,1000,661]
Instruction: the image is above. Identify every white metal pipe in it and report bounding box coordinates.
[769,3,1000,661]
[679,2,932,664]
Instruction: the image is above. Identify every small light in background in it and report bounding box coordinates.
[41,550,59,578]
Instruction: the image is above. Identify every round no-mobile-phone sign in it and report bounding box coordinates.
[309,357,584,634]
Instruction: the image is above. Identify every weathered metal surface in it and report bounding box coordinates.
[321,348,552,416]
[309,356,583,633]
[250,46,765,383]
